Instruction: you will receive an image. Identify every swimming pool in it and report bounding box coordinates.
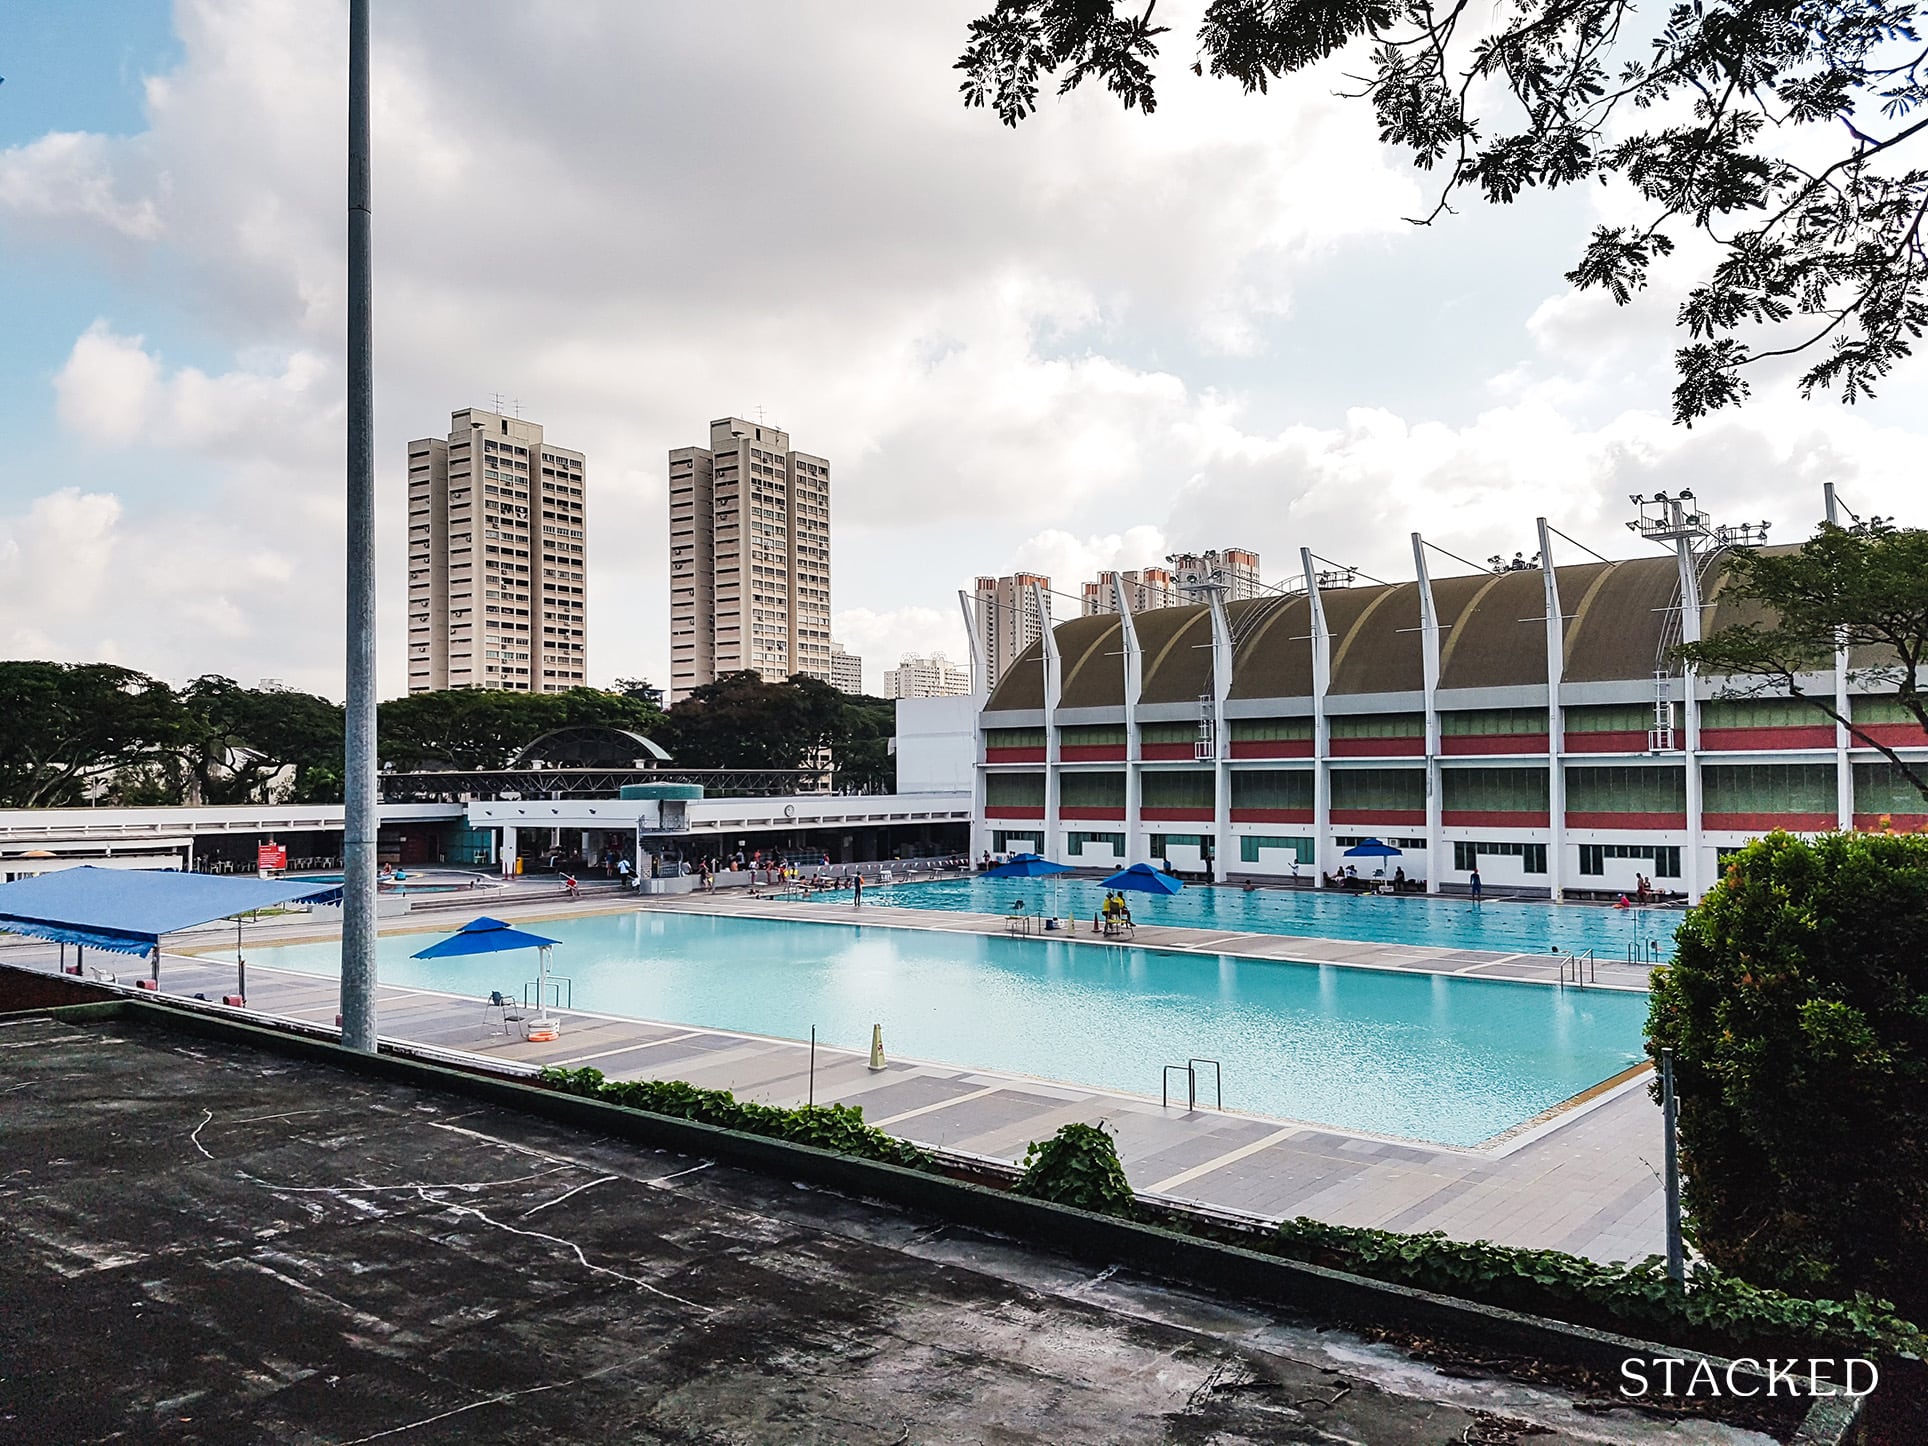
[860,876,1678,961]
[245,911,1649,1146]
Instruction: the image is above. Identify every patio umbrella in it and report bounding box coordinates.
[412,916,564,1035]
[986,852,1075,917]
[1101,862,1184,897]
[1342,838,1403,879]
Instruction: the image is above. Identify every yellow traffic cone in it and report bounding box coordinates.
[868,1023,886,1072]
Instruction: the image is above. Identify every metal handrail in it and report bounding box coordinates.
[1162,1063,1196,1111]
[523,974,572,1010]
[1188,1057,1224,1110]
[1558,949,1596,985]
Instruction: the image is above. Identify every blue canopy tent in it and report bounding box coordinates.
[985,852,1075,920]
[0,865,343,992]
[412,917,564,1037]
[1101,862,1184,897]
[1342,837,1403,883]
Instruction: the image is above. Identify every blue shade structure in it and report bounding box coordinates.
[984,853,1076,917]
[0,866,342,957]
[408,917,561,959]
[1342,838,1403,860]
[1101,862,1185,897]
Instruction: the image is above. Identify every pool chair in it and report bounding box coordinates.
[486,990,521,1033]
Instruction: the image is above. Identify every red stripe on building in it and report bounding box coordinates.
[984,804,1044,819]
[1060,806,1125,820]
[1854,813,1928,832]
[1330,809,1425,826]
[985,747,1046,764]
[1060,745,1126,762]
[1229,808,1314,824]
[1564,812,1688,831]
[1563,732,1655,753]
[1141,805,1215,821]
[1852,722,1928,748]
[1441,811,1550,828]
[1330,737,1424,757]
[1441,735,1548,755]
[1702,812,1837,833]
[1141,743,1197,761]
[1229,739,1313,759]
[1701,726,1836,751]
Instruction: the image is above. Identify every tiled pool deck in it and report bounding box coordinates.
[4,889,1668,1265]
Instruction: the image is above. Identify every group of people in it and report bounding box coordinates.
[1097,891,1135,931]
[1320,864,1424,894]
[1614,874,1660,907]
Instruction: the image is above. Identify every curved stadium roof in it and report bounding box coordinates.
[986,552,1782,713]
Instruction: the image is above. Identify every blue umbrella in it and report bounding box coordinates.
[1101,862,1184,897]
[987,853,1075,917]
[1342,838,1402,880]
[414,917,563,1026]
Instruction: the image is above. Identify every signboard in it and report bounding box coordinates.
[258,843,287,873]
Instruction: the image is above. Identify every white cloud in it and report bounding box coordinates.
[831,605,969,694]
[0,132,164,240]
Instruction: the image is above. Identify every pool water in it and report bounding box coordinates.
[247,911,1650,1146]
[861,876,1678,962]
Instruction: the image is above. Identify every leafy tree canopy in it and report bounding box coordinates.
[664,672,897,788]
[0,662,188,808]
[956,0,1928,422]
[378,686,668,772]
[1647,829,1928,1316]
[1677,519,1928,797]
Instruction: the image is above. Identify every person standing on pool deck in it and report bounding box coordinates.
[1469,867,1483,901]
[853,872,864,907]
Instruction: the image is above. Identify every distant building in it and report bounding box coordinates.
[970,573,1051,691]
[1081,567,1178,616]
[669,417,832,703]
[407,406,587,694]
[884,652,971,699]
[829,642,864,695]
[1169,548,1263,600]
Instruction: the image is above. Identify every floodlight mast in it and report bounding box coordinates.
[341,0,378,1052]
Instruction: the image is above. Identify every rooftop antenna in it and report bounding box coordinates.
[755,404,767,424]
[512,397,523,419]
[489,391,506,413]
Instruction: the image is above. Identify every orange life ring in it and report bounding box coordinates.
[525,1024,560,1043]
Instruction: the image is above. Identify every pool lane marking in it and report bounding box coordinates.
[1142,1124,1305,1195]
[868,1084,1007,1129]
[549,1030,708,1067]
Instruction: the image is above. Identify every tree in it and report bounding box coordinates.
[378,686,669,772]
[664,673,822,771]
[0,662,186,807]
[178,676,345,805]
[1647,830,1928,1316]
[955,0,1928,423]
[1676,519,1928,799]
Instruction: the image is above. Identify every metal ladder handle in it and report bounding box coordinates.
[1187,1057,1224,1111]
[1162,1062,1196,1112]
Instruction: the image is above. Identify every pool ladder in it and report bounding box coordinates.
[1163,1057,1224,1113]
[1558,949,1596,985]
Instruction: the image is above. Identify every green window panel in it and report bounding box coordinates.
[985,772,1045,807]
[1329,713,1425,738]
[1230,770,1313,809]
[1440,708,1549,736]
[1149,833,1208,851]
[1330,769,1425,811]
[1066,830,1125,853]
[1442,768,1549,813]
[1702,763,1836,814]
[1578,843,1681,877]
[1060,771,1126,808]
[1853,696,1928,726]
[985,727,1045,748]
[1564,765,1686,813]
[1141,721,1199,743]
[1142,770,1214,808]
[1853,763,1928,816]
[1239,835,1314,863]
[1565,704,1653,733]
[1229,717,1314,741]
[1702,698,1828,729]
[992,830,1042,851]
[1060,723,1127,746]
[1452,840,1548,873]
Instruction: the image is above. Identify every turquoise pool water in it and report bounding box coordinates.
[862,876,1678,961]
[247,911,1649,1146]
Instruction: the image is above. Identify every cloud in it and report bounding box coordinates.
[0,132,164,240]
[831,605,970,694]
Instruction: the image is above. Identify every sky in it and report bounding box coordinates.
[2,1,1925,700]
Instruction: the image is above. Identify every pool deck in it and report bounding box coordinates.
[2,889,1668,1266]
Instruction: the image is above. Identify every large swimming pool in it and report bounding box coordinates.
[860,876,1678,961]
[246,911,1649,1146]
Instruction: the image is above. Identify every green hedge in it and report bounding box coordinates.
[1261,1217,1924,1361]
[536,1065,939,1172]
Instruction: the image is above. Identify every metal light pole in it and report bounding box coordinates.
[1660,1046,1685,1282]
[340,0,378,1051]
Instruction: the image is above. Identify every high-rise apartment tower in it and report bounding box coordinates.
[969,573,1051,691]
[406,407,587,694]
[668,417,831,703]
[884,652,971,699]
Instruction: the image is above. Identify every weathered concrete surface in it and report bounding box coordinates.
[0,1013,1771,1445]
